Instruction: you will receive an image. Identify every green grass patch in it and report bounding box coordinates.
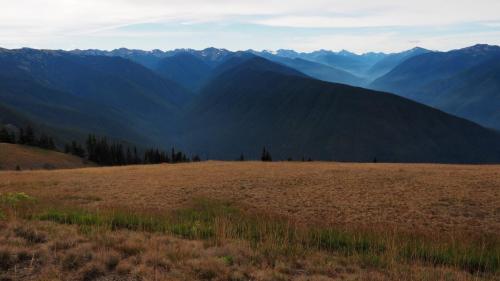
[309,229,385,255]
[12,197,500,275]
[400,237,500,274]
[0,192,36,218]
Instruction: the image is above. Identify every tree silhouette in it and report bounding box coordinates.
[0,127,14,143]
[261,147,272,162]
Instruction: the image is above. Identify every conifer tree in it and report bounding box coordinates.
[24,125,35,145]
[0,127,13,143]
[37,133,56,150]
[17,127,25,144]
[126,147,133,165]
[261,147,272,162]
[133,147,141,164]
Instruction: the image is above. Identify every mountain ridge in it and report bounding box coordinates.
[370,44,500,129]
[1,45,500,163]
[180,57,500,163]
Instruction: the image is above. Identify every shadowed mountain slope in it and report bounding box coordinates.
[366,47,430,80]
[180,57,500,163]
[0,48,191,145]
[154,53,212,92]
[254,52,367,86]
[2,47,499,163]
[371,44,500,129]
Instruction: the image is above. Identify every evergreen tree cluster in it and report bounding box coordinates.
[64,141,85,158]
[0,127,15,144]
[143,148,169,164]
[0,124,55,150]
[85,134,139,166]
[261,147,272,162]
[63,134,197,166]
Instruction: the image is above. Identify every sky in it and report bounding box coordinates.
[2,0,500,53]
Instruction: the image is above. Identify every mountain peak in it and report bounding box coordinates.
[233,56,305,76]
[338,50,356,56]
[460,44,500,54]
[275,49,300,58]
[408,47,427,53]
[199,47,230,57]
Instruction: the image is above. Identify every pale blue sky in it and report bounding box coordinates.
[2,0,500,53]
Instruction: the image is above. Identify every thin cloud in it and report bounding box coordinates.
[1,0,500,51]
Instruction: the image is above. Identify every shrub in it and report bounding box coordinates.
[117,241,143,257]
[0,192,35,207]
[16,250,32,262]
[105,254,120,271]
[14,226,47,244]
[222,255,234,266]
[62,249,93,271]
[115,260,132,275]
[0,248,14,270]
[80,263,105,281]
[195,267,217,280]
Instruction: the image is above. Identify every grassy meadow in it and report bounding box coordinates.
[0,161,499,280]
[0,143,92,171]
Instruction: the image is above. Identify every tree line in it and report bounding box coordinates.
[0,124,56,150]
[238,147,313,162]
[0,124,199,166]
[1,124,321,164]
[65,134,199,166]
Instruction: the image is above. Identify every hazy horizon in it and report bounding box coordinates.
[2,43,499,56]
[2,0,500,53]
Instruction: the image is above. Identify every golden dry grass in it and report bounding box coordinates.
[0,143,92,170]
[0,220,488,281]
[0,161,498,235]
[1,161,499,280]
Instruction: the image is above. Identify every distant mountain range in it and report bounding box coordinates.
[1,45,499,163]
[180,56,500,163]
[0,48,189,145]
[251,51,367,86]
[70,46,431,87]
[371,44,500,130]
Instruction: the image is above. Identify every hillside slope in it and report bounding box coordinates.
[0,143,91,170]
[181,57,500,163]
[370,44,500,129]
[365,47,430,80]
[273,49,386,77]
[255,53,366,86]
[0,48,191,145]
[419,60,500,129]
[154,53,213,92]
